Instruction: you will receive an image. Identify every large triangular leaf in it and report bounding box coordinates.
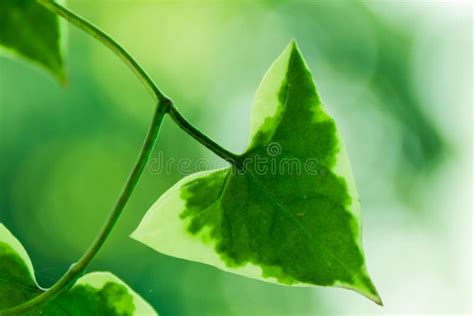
[0,224,157,315]
[0,0,66,83]
[132,41,381,305]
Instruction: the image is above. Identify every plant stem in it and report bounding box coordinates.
[38,0,239,164]
[37,0,168,103]
[168,106,240,163]
[1,102,167,315]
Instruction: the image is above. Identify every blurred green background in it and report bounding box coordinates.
[0,0,472,315]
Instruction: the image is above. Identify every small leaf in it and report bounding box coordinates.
[0,223,157,315]
[132,41,381,305]
[0,0,66,83]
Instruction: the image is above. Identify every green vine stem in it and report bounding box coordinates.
[1,1,238,314]
[37,0,167,102]
[1,102,167,315]
[167,106,240,163]
[38,0,238,162]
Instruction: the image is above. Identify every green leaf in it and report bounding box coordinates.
[132,41,381,305]
[0,224,157,315]
[0,0,66,83]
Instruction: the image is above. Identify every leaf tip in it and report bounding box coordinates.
[280,39,308,72]
[285,38,299,54]
[365,284,383,306]
[129,225,149,250]
[350,271,383,306]
[354,285,383,306]
[375,295,384,306]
